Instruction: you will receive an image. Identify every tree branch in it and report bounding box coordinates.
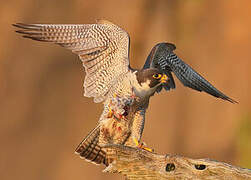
[103,145,251,180]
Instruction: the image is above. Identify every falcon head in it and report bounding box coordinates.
[133,68,168,97]
[136,68,168,88]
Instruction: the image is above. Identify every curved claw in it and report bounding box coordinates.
[142,146,154,152]
[133,138,154,152]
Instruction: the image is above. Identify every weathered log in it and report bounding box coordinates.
[103,145,251,180]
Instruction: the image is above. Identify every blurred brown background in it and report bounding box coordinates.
[1,0,251,179]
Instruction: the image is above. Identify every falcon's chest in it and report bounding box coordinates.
[129,72,157,99]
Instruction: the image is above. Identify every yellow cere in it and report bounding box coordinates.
[160,74,168,83]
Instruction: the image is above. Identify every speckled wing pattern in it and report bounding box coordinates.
[143,43,237,103]
[13,20,130,103]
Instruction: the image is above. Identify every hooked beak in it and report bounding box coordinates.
[160,74,168,84]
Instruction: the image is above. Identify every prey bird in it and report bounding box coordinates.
[13,20,237,166]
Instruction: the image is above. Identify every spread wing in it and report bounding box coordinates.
[13,20,130,103]
[143,42,237,103]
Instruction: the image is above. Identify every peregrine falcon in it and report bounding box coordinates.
[13,20,237,166]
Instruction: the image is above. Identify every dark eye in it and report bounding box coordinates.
[153,74,162,79]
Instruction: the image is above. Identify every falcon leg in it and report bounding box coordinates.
[133,137,154,152]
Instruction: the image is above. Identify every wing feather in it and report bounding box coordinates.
[143,42,237,103]
[13,20,130,103]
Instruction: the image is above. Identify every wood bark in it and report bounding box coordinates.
[103,145,251,180]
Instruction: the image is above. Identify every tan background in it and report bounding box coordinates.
[1,0,251,180]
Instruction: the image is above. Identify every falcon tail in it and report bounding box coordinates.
[75,125,108,166]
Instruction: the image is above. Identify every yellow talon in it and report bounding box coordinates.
[142,147,154,152]
[133,137,154,152]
